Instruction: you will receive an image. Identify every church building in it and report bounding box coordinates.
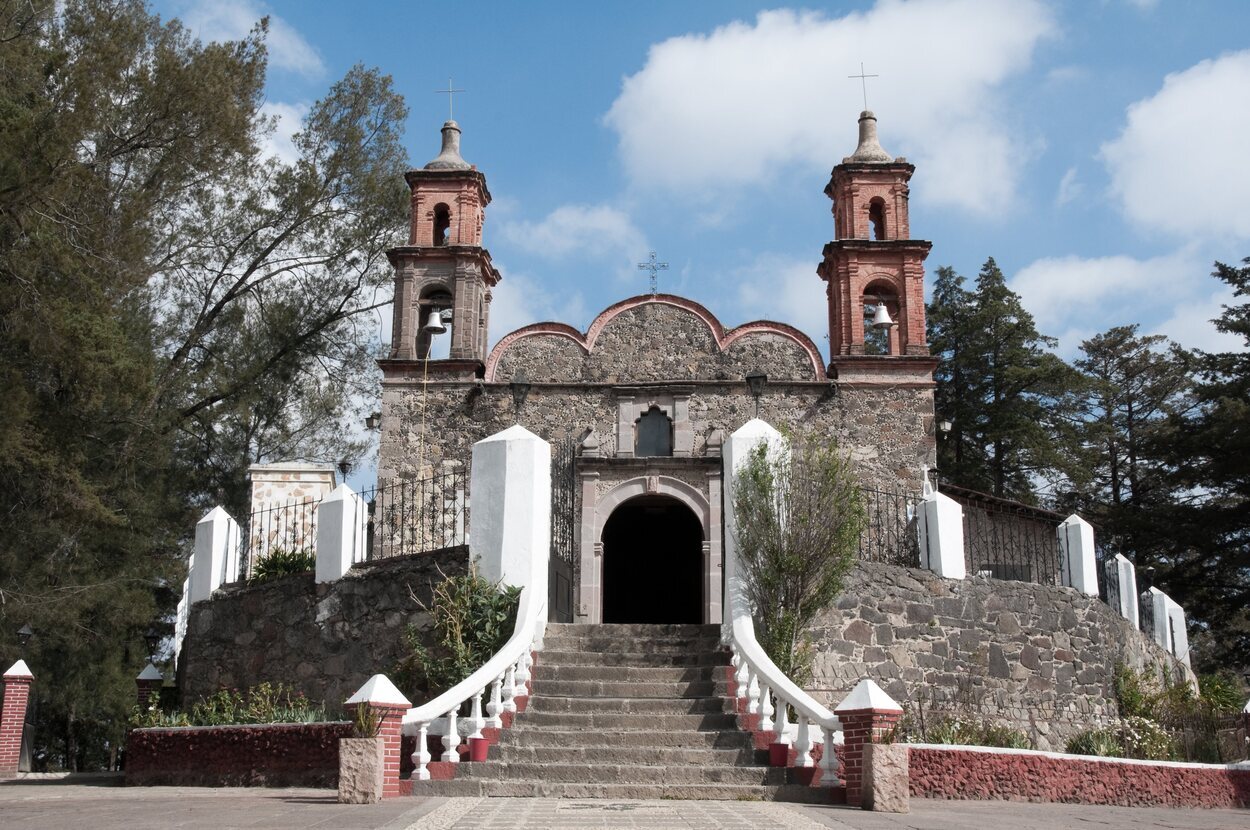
[377,111,938,626]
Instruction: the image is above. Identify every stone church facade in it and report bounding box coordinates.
[378,112,938,626]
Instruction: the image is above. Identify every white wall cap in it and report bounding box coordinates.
[731,418,784,440]
[1148,586,1167,598]
[197,505,234,525]
[248,462,338,474]
[834,677,902,713]
[345,674,412,707]
[1060,513,1092,528]
[477,424,545,444]
[4,659,33,679]
[1113,553,1133,565]
[321,482,359,503]
[137,663,164,681]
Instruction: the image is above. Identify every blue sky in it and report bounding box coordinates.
[157,0,1250,360]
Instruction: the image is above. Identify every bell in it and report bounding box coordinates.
[423,308,447,334]
[870,303,895,330]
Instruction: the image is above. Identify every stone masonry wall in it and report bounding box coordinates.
[178,547,469,712]
[807,562,1192,750]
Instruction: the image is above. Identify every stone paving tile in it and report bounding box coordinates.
[433,797,830,829]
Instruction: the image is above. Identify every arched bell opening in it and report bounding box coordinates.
[415,288,453,359]
[868,197,887,241]
[601,495,703,624]
[862,280,901,356]
[432,203,451,246]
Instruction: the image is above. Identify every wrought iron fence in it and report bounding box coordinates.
[945,486,1063,585]
[1101,551,1122,617]
[236,496,323,582]
[1139,589,1157,642]
[550,438,578,622]
[358,466,469,563]
[858,487,922,567]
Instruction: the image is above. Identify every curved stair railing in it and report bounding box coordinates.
[402,586,547,780]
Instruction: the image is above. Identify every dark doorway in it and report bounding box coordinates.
[602,495,703,624]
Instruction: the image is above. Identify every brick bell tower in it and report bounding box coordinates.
[818,111,936,383]
[385,120,499,371]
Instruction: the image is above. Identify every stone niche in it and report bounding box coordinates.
[807,562,1194,750]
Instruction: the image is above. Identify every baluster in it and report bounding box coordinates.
[502,664,518,713]
[795,713,813,767]
[467,688,485,740]
[486,675,504,728]
[758,683,774,732]
[746,667,760,715]
[441,708,460,763]
[413,722,431,781]
[510,657,527,700]
[734,655,750,704]
[773,695,790,746]
[517,649,533,693]
[819,726,839,784]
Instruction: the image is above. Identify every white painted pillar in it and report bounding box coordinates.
[470,425,551,591]
[1112,554,1140,629]
[918,491,965,580]
[315,484,365,583]
[722,418,788,640]
[1058,514,1098,596]
[1145,586,1189,665]
[189,506,240,604]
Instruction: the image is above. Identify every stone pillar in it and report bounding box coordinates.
[315,484,365,583]
[919,491,965,580]
[190,506,240,603]
[345,675,412,800]
[1,660,33,779]
[470,425,551,592]
[1112,553,1140,629]
[1146,586,1190,665]
[834,679,903,808]
[1058,514,1098,596]
[135,664,163,710]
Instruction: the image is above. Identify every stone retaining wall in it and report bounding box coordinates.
[807,562,1192,750]
[909,744,1250,809]
[178,546,470,710]
[125,722,353,787]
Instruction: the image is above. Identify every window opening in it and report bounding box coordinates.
[635,407,673,457]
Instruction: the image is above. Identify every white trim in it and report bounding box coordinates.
[907,742,1250,771]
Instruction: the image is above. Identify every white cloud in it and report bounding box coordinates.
[1101,50,1250,240]
[180,0,325,77]
[1055,167,1083,206]
[499,204,646,270]
[487,272,588,347]
[258,101,307,165]
[730,255,828,354]
[1010,249,1215,352]
[1149,287,1243,354]
[604,0,1055,216]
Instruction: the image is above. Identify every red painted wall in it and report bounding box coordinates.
[910,745,1250,809]
[125,722,353,788]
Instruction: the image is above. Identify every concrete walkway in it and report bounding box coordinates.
[0,780,1246,829]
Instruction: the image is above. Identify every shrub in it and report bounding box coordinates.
[915,715,1030,749]
[1066,727,1121,757]
[1118,714,1174,761]
[130,681,325,728]
[250,546,316,584]
[397,563,521,701]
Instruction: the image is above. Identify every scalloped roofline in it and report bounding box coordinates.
[484,294,826,382]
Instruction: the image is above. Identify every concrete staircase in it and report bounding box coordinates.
[414,623,841,801]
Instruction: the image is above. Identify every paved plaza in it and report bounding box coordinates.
[0,779,1246,829]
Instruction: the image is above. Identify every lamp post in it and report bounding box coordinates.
[745,370,767,418]
[144,627,161,663]
[16,623,32,649]
[510,372,532,415]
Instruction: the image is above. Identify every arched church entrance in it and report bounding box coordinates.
[601,495,703,624]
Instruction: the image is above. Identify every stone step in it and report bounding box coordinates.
[491,745,755,767]
[516,711,738,731]
[499,728,753,750]
[546,623,721,638]
[527,695,727,715]
[536,650,727,667]
[457,761,787,786]
[530,679,724,699]
[413,778,841,803]
[537,664,719,683]
[540,637,723,655]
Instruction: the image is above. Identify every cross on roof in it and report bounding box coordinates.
[848,62,879,110]
[637,251,669,296]
[434,77,465,120]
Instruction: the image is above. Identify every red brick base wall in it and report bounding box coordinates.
[125,722,354,787]
[910,745,1250,809]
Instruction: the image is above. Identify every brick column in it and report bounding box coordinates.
[345,674,412,800]
[136,664,163,710]
[834,679,903,808]
[1,660,34,778]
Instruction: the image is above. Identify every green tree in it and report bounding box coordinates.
[927,258,1077,501]
[731,436,865,684]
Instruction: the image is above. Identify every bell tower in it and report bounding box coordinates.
[818,112,934,381]
[386,120,499,367]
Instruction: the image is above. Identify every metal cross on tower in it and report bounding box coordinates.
[637,251,669,296]
[848,62,879,110]
[434,77,465,120]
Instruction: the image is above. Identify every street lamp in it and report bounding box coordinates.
[16,623,33,648]
[745,370,767,417]
[144,627,161,662]
[510,372,532,414]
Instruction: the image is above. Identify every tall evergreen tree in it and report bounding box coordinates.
[927,258,1076,501]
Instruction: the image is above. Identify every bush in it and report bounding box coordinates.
[909,714,1030,749]
[1118,714,1174,760]
[1066,727,1121,757]
[130,681,325,728]
[397,564,521,701]
[250,546,316,584]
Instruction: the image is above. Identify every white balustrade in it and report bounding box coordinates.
[747,667,760,715]
[503,665,519,712]
[795,714,813,767]
[467,690,485,740]
[759,683,774,732]
[413,723,431,781]
[485,676,504,729]
[441,707,459,763]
